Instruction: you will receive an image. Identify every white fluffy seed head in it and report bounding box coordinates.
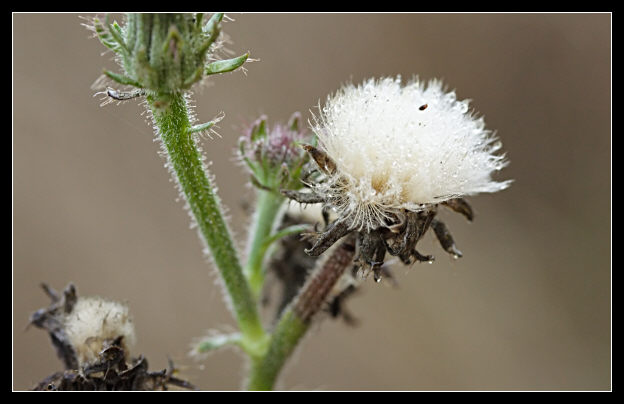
[311,76,511,231]
[62,296,136,368]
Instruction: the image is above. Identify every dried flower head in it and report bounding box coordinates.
[62,296,136,368]
[29,283,136,369]
[283,77,511,281]
[29,284,195,391]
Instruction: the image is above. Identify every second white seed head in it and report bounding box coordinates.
[63,296,136,368]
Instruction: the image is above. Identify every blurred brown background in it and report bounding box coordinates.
[13,13,611,390]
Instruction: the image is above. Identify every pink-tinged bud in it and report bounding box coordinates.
[238,113,311,191]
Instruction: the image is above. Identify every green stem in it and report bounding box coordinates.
[247,310,308,391]
[247,235,357,390]
[244,189,285,299]
[148,92,266,349]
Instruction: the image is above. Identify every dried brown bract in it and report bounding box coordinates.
[282,145,475,282]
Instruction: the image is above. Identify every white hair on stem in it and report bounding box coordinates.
[310,76,511,232]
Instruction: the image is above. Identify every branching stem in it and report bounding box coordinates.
[247,235,356,390]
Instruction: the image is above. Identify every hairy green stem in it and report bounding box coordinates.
[247,235,357,390]
[148,92,266,350]
[247,310,308,391]
[244,189,285,299]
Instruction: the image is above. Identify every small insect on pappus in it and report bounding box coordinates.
[419,104,428,111]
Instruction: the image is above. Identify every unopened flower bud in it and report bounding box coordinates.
[238,113,310,192]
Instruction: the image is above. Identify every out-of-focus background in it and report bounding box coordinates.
[13,13,611,390]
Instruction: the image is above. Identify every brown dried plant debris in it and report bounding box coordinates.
[28,283,196,391]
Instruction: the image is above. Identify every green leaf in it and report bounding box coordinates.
[103,70,142,87]
[261,225,309,251]
[108,21,129,53]
[92,18,119,51]
[205,53,249,75]
[189,120,218,134]
[194,333,242,354]
[203,13,224,38]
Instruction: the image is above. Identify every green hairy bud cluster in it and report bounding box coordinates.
[89,13,248,94]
